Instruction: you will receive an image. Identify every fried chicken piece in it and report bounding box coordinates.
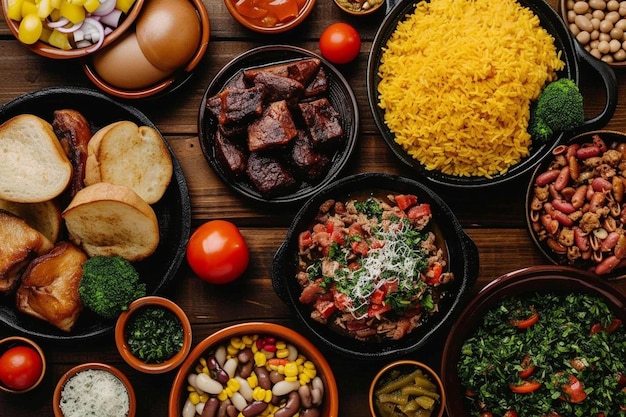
[0,210,53,294]
[16,241,87,332]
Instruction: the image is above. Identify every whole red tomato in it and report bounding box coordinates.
[186,220,250,284]
[319,22,361,64]
[0,345,43,391]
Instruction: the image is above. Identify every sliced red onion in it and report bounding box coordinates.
[92,0,117,16]
[98,9,123,28]
[54,21,84,33]
[82,18,105,52]
[46,16,69,28]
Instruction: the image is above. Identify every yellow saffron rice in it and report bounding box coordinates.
[377,0,565,177]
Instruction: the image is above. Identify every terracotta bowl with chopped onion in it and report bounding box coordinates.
[1,0,144,59]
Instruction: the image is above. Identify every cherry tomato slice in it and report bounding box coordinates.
[509,380,542,394]
[510,310,539,329]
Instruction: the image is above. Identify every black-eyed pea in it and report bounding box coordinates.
[574,0,590,13]
[608,0,620,10]
[607,10,622,22]
[575,14,594,31]
[589,0,607,10]
[578,30,591,44]
[615,48,626,60]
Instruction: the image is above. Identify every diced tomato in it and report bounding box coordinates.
[370,288,387,305]
[560,374,587,403]
[395,194,418,211]
[509,380,542,393]
[313,300,336,320]
[298,282,325,304]
[350,239,369,256]
[368,303,391,318]
[298,230,312,249]
[425,263,443,285]
[331,228,346,246]
[407,203,431,220]
[370,238,385,249]
[333,289,351,311]
[590,322,604,335]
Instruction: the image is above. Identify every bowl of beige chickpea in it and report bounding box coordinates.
[560,0,626,67]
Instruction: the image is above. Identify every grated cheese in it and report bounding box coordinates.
[342,222,427,319]
[59,369,130,417]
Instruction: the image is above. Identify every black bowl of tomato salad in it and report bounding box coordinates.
[441,265,626,417]
[271,172,479,361]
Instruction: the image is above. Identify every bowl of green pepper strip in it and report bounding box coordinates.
[115,296,192,374]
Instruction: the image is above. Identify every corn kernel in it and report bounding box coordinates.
[186,385,196,392]
[276,348,289,359]
[254,351,267,367]
[247,372,258,388]
[242,335,255,346]
[284,362,298,378]
[252,387,266,401]
[199,393,209,403]
[285,376,297,382]
[264,390,273,403]
[275,341,286,350]
[230,337,244,349]
[227,345,239,356]
[189,392,200,405]
[227,378,241,392]
[217,390,229,401]
[299,374,311,385]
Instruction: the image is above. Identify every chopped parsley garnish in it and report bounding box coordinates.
[125,306,184,364]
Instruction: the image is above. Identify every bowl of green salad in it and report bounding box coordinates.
[115,296,192,374]
[441,265,626,416]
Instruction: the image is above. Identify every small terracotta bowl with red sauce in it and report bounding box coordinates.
[224,0,316,33]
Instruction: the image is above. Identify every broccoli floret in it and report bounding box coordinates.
[528,102,553,143]
[529,78,584,143]
[79,256,146,319]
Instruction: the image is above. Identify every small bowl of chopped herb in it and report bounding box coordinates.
[115,296,192,374]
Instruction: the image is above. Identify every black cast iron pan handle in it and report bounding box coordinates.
[573,41,618,132]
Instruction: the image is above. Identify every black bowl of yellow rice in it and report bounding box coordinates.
[367,0,618,189]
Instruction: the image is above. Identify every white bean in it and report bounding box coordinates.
[231,392,247,411]
[286,344,298,362]
[235,376,254,402]
[196,373,223,394]
[214,345,227,366]
[272,380,300,396]
[182,398,196,417]
[223,357,238,378]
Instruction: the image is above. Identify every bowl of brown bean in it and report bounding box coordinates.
[168,322,339,417]
[369,360,445,417]
[526,130,626,279]
[559,0,626,68]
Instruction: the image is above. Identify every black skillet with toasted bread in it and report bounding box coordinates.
[0,86,191,342]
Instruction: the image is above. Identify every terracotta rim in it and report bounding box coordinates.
[1,0,145,59]
[333,0,384,16]
[224,0,316,33]
[52,362,136,417]
[168,322,340,416]
[115,296,192,374]
[82,0,210,99]
[368,360,446,417]
[0,336,46,394]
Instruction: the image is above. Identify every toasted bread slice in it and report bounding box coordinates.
[0,199,62,243]
[0,114,72,203]
[62,182,159,262]
[84,121,173,204]
[0,210,54,294]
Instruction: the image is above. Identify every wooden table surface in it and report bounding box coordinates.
[1,0,626,415]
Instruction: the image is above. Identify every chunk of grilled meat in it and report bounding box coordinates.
[16,241,87,332]
[247,100,298,152]
[243,58,321,85]
[0,210,54,294]
[52,109,92,198]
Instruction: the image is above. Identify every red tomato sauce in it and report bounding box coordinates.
[233,0,307,27]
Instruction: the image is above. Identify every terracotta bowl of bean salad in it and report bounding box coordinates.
[168,322,339,417]
[526,130,626,280]
[272,173,479,361]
